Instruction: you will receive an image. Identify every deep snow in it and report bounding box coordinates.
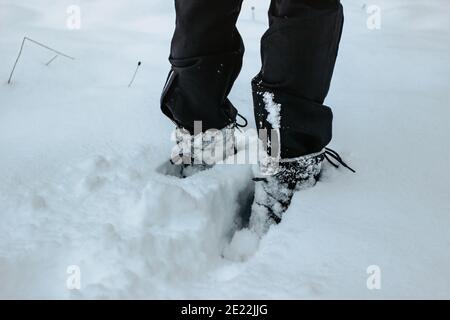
[0,0,449,299]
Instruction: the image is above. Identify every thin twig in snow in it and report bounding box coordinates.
[7,36,75,84]
[25,37,75,60]
[7,37,26,84]
[128,61,142,88]
[45,55,59,66]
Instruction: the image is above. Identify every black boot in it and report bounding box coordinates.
[168,124,238,178]
[249,148,354,236]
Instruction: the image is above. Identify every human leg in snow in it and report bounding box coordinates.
[161,0,245,134]
[252,0,344,158]
[159,0,245,177]
[250,0,346,233]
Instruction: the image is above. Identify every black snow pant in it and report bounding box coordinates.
[161,0,344,158]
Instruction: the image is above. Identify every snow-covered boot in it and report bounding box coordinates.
[169,124,238,178]
[249,148,354,236]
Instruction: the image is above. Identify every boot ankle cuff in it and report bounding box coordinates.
[279,149,325,163]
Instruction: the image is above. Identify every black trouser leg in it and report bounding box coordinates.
[161,0,244,133]
[252,0,344,158]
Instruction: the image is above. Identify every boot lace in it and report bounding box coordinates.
[323,147,356,173]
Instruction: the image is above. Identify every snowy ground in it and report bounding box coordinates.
[0,0,449,299]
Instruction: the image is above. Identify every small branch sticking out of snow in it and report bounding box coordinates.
[7,37,26,84]
[7,37,75,84]
[45,55,59,66]
[128,61,142,88]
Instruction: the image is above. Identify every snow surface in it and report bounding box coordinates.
[0,0,449,299]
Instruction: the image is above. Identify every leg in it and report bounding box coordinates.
[161,0,244,133]
[249,1,345,234]
[252,0,344,158]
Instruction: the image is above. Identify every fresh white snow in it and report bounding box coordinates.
[261,92,281,129]
[0,0,449,299]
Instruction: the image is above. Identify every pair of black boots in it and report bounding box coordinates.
[169,126,353,236]
[160,0,351,235]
